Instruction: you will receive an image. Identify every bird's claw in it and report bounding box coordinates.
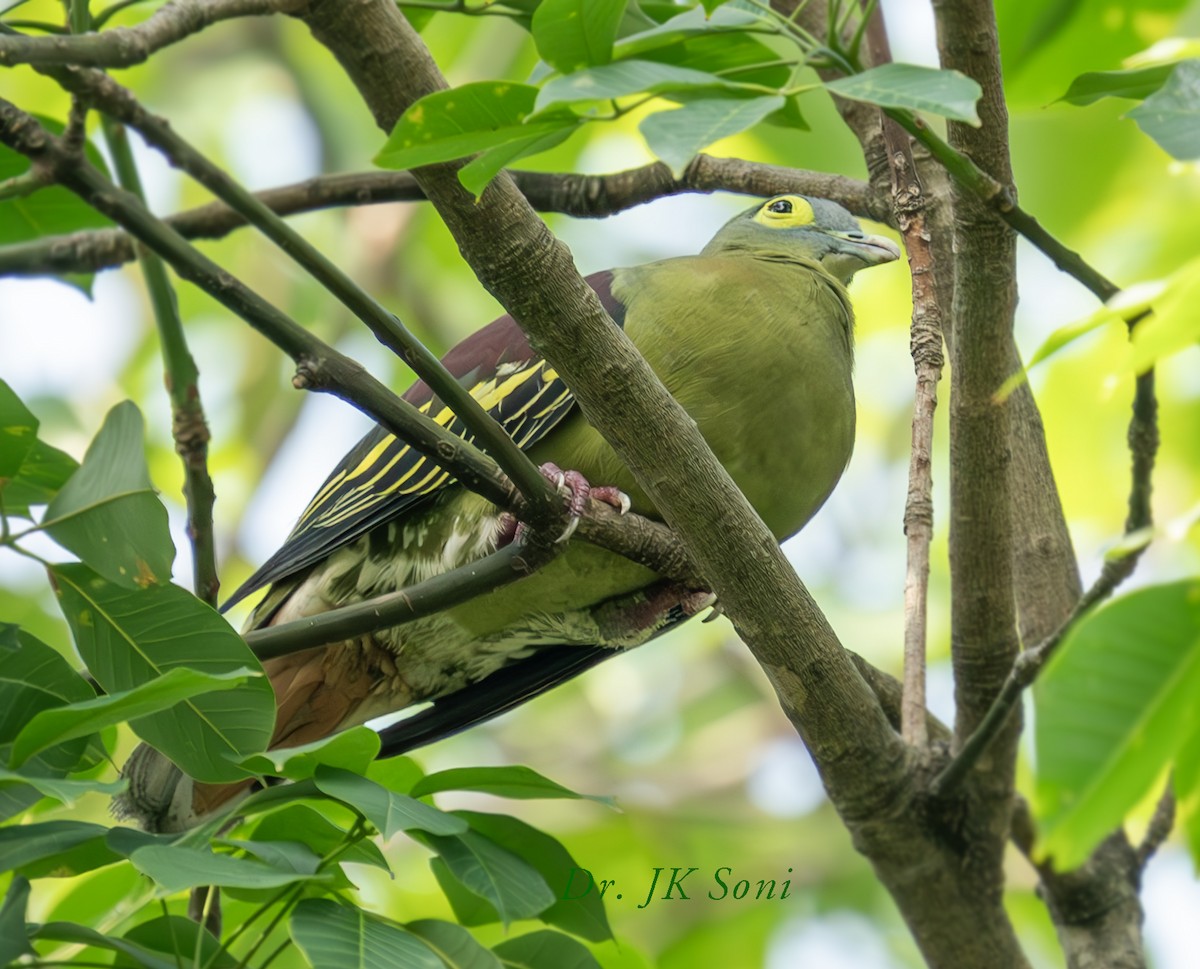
[495,464,631,548]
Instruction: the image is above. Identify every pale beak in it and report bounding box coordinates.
[846,233,902,266]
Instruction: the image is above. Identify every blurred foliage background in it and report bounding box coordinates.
[1,0,1198,966]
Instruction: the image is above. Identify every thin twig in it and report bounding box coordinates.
[100,118,221,605]
[864,6,944,748]
[40,65,559,521]
[0,159,887,279]
[0,0,299,67]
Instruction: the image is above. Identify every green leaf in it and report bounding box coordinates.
[419,828,556,926]
[1128,59,1200,159]
[42,401,175,588]
[10,667,260,768]
[236,725,381,780]
[117,916,233,969]
[460,812,611,941]
[0,819,110,874]
[431,856,502,927]
[220,837,324,875]
[1129,254,1200,372]
[1,438,80,519]
[531,0,627,73]
[1035,580,1200,868]
[492,930,601,969]
[0,378,38,479]
[410,765,612,806]
[825,63,983,125]
[366,754,425,795]
[1058,62,1178,105]
[458,123,579,198]
[248,804,391,871]
[129,844,332,892]
[0,623,96,778]
[32,922,178,969]
[376,82,549,172]
[535,60,738,111]
[0,877,33,966]
[0,766,125,803]
[51,563,275,783]
[639,96,783,175]
[613,6,765,61]
[290,898,443,969]
[313,765,468,837]
[405,919,502,969]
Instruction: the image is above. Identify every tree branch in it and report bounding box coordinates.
[101,116,221,605]
[0,0,299,67]
[863,7,945,750]
[0,160,885,279]
[294,0,907,824]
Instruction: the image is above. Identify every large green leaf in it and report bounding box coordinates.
[535,60,739,111]
[492,930,601,969]
[312,765,467,837]
[377,83,558,172]
[32,922,179,969]
[459,812,612,942]
[10,667,261,768]
[405,919,502,969]
[1,438,79,520]
[0,819,111,874]
[290,898,443,969]
[1035,580,1200,868]
[117,916,233,969]
[420,828,556,925]
[1128,59,1200,159]
[825,63,983,125]
[42,401,174,588]
[0,623,95,777]
[248,804,390,871]
[612,6,765,60]
[531,0,627,73]
[51,563,274,783]
[456,122,580,199]
[0,877,33,966]
[410,765,611,805]
[0,766,125,803]
[0,378,38,479]
[236,725,381,780]
[129,844,332,892]
[1058,62,1177,105]
[639,96,783,175]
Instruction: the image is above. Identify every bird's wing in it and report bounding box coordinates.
[375,612,692,756]
[224,271,627,611]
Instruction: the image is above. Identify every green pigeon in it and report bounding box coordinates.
[119,194,899,831]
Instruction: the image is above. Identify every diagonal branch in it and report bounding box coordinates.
[863,6,945,750]
[0,0,299,67]
[0,160,886,279]
[47,63,557,518]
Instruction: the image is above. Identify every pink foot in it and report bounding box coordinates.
[496,463,631,547]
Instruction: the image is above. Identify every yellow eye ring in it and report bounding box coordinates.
[753,195,815,228]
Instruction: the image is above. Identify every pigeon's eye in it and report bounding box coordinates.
[768,199,793,214]
[755,196,814,227]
